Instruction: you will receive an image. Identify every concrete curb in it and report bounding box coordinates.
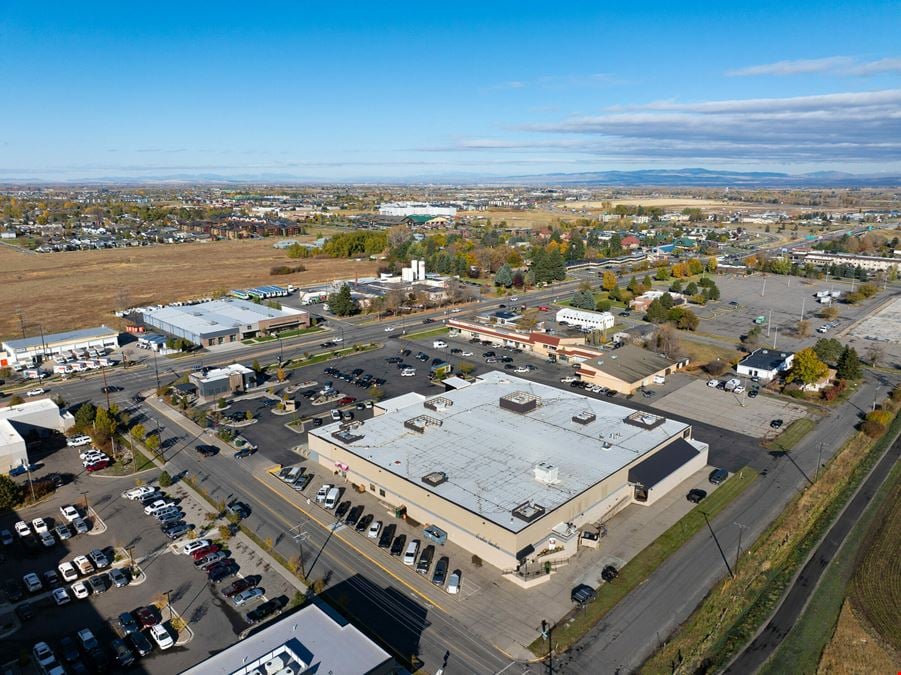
[87,507,108,535]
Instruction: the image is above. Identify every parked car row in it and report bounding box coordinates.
[276,465,314,492]
[184,538,240,584]
[7,509,91,551]
[314,482,462,594]
[124,486,196,540]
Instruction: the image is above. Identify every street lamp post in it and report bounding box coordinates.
[815,442,825,481]
[540,620,553,675]
[734,522,748,573]
[166,589,173,620]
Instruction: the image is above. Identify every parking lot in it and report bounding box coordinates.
[652,379,811,438]
[0,434,299,674]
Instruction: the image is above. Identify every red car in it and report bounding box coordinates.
[191,544,220,561]
[85,460,110,472]
[538,305,549,312]
[338,396,356,405]
[133,605,160,629]
[222,576,259,598]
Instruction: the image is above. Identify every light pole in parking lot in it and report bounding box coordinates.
[165,588,173,620]
[540,620,553,674]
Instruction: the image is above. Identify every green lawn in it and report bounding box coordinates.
[404,326,449,340]
[529,466,759,656]
[770,418,816,452]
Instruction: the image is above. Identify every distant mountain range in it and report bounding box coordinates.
[1,167,900,188]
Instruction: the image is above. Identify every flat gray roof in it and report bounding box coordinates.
[143,299,304,338]
[3,326,118,351]
[181,602,392,675]
[311,371,690,533]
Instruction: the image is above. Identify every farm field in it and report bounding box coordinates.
[560,197,733,209]
[817,601,899,674]
[0,239,378,337]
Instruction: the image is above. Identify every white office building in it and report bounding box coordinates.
[555,307,615,331]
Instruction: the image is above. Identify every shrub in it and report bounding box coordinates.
[218,524,233,541]
[471,555,483,568]
[271,264,306,275]
[158,471,172,488]
[866,409,893,427]
[861,420,885,438]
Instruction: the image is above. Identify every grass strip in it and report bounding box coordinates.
[403,326,449,340]
[529,466,759,656]
[759,460,901,675]
[769,417,816,452]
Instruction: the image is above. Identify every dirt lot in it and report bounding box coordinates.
[652,379,811,438]
[0,240,378,336]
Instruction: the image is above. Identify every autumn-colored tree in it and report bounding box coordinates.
[601,271,618,291]
[787,348,828,385]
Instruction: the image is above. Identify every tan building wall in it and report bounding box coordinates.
[309,427,694,570]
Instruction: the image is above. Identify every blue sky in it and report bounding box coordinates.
[2,1,900,179]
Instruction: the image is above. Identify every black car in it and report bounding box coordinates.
[355,514,374,533]
[14,601,33,621]
[246,595,288,624]
[601,565,619,582]
[687,488,708,504]
[59,636,81,664]
[87,647,110,673]
[311,417,323,427]
[571,583,597,604]
[101,385,123,393]
[748,389,759,398]
[89,573,110,594]
[416,545,435,575]
[292,474,313,491]
[450,348,462,354]
[110,638,135,667]
[378,523,397,548]
[195,444,218,458]
[400,349,411,356]
[770,419,784,429]
[128,631,153,657]
[208,562,239,583]
[345,505,364,526]
[389,533,407,556]
[226,501,251,519]
[234,447,257,459]
[118,611,140,636]
[416,352,429,362]
[709,468,729,485]
[3,579,24,603]
[422,318,435,324]
[432,556,449,586]
[335,501,351,518]
[385,356,401,364]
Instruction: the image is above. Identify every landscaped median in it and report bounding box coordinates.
[767,417,816,452]
[639,398,901,675]
[283,342,380,370]
[529,467,760,658]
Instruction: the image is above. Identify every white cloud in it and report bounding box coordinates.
[727,56,901,77]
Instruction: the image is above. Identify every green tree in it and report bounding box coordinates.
[74,402,97,430]
[670,278,683,293]
[595,299,612,312]
[836,345,862,380]
[706,284,720,300]
[645,299,669,324]
[494,264,514,287]
[667,306,700,331]
[129,424,146,442]
[659,293,674,310]
[813,338,844,365]
[684,281,698,296]
[145,435,161,453]
[328,283,360,316]
[92,407,117,445]
[570,289,596,310]
[655,266,671,281]
[0,474,24,511]
[788,347,829,385]
[158,471,172,488]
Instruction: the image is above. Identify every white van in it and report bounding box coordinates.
[403,539,420,566]
[324,487,340,510]
[433,340,447,349]
[653,374,666,385]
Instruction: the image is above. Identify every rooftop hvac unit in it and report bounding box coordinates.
[250,670,264,675]
[275,667,297,675]
[533,462,559,483]
[264,656,286,674]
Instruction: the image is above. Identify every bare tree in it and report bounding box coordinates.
[796,319,810,338]
[866,344,884,368]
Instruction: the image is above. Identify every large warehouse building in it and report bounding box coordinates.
[309,371,708,571]
[0,399,74,471]
[1,326,120,366]
[142,298,310,347]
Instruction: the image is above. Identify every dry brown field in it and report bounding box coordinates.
[0,239,378,337]
[560,198,733,209]
[817,601,899,675]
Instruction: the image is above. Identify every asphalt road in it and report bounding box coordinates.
[556,371,893,674]
[725,431,901,673]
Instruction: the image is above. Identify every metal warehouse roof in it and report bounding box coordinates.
[143,299,304,338]
[627,437,703,488]
[3,325,118,351]
[586,345,678,384]
[311,371,691,533]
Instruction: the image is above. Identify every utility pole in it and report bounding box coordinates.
[800,297,805,321]
[153,351,161,393]
[767,309,773,337]
[772,329,778,349]
[734,522,748,573]
[165,589,173,620]
[25,463,36,503]
[815,442,825,481]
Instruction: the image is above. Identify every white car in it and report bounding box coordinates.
[73,555,94,575]
[58,561,79,582]
[332,337,343,343]
[707,380,720,388]
[316,484,333,503]
[66,435,92,447]
[514,366,530,373]
[384,326,395,332]
[734,385,746,394]
[182,539,211,555]
[144,500,175,515]
[32,642,56,668]
[14,520,31,537]
[80,450,107,461]
[461,351,473,357]
[450,308,462,313]
[52,587,71,606]
[329,409,342,421]
[23,572,43,592]
[25,388,46,397]
[59,505,80,522]
[560,376,578,383]
[367,520,382,539]
[71,580,90,599]
[401,368,416,377]
[150,624,175,650]
[31,518,49,534]
[123,485,157,500]
[446,571,461,594]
